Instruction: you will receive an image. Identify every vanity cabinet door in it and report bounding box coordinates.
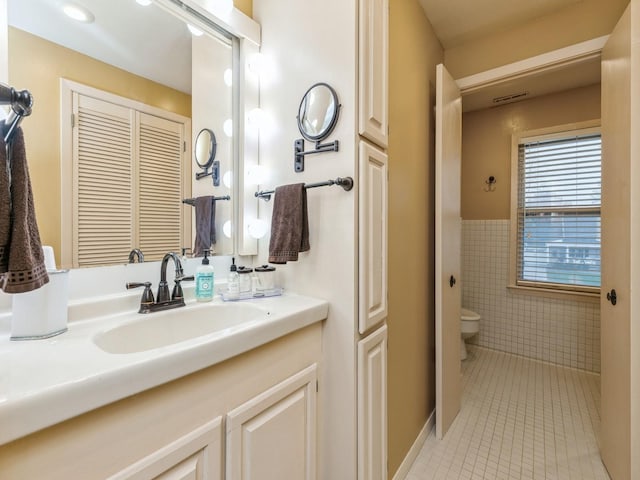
[108,417,223,480]
[358,0,389,147]
[226,364,317,480]
[358,324,388,480]
[359,141,388,334]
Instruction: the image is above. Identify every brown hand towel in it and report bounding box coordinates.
[268,183,310,264]
[0,128,49,293]
[193,196,216,256]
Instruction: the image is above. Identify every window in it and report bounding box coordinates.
[511,124,601,294]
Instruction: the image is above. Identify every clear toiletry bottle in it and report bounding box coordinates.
[195,250,214,302]
[227,257,240,300]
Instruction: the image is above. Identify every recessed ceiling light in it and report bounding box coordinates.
[136,0,152,5]
[187,24,204,36]
[62,3,95,23]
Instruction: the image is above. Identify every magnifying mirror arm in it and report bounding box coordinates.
[294,138,340,173]
[195,159,220,186]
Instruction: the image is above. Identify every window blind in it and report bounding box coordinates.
[517,132,601,290]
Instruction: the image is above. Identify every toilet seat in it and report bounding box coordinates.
[460,308,481,360]
[461,308,480,321]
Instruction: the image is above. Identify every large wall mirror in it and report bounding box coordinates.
[6,0,260,268]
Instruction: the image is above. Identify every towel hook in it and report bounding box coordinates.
[484,175,497,192]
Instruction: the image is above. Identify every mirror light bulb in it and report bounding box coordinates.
[223,171,233,189]
[187,24,204,36]
[136,0,152,6]
[223,221,233,239]
[248,219,269,239]
[247,53,266,75]
[217,0,234,14]
[247,108,266,128]
[224,68,233,87]
[223,119,233,137]
[246,165,269,186]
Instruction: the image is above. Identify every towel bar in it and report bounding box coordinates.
[255,177,354,201]
[182,195,231,206]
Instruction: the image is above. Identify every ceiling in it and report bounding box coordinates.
[10,0,602,111]
[418,0,583,49]
[8,0,195,93]
[418,0,602,112]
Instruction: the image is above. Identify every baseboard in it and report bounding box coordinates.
[391,409,435,480]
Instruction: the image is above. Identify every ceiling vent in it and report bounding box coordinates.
[492,91,529,105]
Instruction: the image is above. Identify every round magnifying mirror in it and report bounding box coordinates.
[297,83,340,142]
[194,128,217,169]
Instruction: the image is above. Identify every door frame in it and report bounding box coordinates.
[434,34,612,438]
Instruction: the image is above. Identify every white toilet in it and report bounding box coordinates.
[460,308,481,360]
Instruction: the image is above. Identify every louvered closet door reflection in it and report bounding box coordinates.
[74,94,134,267]
[137,113,184,261]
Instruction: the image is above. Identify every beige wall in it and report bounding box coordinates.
[234,0,252,17]
[8,27,191,258]
[445,0,629,79]
[388,1,443,475]
[461,84,601,220]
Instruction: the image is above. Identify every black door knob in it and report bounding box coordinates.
[606,289,617,306]
[450,275,456,288]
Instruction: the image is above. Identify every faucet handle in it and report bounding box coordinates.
[126,282,155,311]
[172,276,194,301]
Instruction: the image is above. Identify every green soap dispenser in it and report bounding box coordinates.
[195,250,214,302]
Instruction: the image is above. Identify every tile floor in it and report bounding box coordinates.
[405,346,610,480]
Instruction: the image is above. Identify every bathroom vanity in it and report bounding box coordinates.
[0,294,327,479]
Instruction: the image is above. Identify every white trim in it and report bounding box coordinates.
[456,36,609,94]
[156,0,260,46]
[392,410,435,480]
[509,119,602,298]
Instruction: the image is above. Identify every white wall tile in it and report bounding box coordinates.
[462,220,601,373]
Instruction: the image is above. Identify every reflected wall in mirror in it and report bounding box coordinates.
[7,0,235,268]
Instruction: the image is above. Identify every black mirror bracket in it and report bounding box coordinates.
[195,160,220,186]
[294,138,340,173]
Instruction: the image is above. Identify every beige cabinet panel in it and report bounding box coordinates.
[226,364,317,480]
[358,141,388,335]
[358,0,388,147]
[109,418,223,480]
[358,324,388,480]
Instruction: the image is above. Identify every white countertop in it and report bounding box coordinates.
[0,293,328,445]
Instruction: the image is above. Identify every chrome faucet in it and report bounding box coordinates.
[126,251,193,314]
[128,248,144,263]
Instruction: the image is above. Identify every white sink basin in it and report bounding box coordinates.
[93,302,269,354]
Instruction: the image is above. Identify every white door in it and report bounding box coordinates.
[435,63,462,439]
[600,2,639,478]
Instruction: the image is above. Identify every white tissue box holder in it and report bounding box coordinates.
[10,269,70,340]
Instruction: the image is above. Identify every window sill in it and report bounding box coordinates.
[507,284,600,303]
